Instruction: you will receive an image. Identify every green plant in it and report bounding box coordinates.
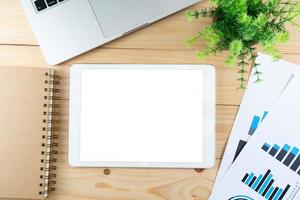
[185,0,300,88]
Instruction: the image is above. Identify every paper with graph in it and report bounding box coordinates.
[214,53,298,184]
[210,63,300,200]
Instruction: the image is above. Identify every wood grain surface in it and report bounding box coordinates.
[0,1,300,200]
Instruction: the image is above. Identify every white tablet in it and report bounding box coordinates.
[69,64,215,168]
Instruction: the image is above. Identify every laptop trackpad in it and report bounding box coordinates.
[89,0,163,37]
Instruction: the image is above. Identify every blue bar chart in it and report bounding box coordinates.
[261,143,300,175]
[247,111,268,136]
[233,111,269,162]
[248,115,260,136]
[242,169,290,200]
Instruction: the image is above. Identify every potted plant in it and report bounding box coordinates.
[185,0,300,88]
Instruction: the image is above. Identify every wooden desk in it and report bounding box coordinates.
[1,1,299,199]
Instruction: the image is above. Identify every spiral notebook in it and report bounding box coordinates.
[0,67,59,199]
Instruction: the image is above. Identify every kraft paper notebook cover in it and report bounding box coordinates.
[0,67,59,199]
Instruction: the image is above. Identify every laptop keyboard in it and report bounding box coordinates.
[34,0,65,12]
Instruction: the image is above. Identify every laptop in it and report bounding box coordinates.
[21,0,201,65]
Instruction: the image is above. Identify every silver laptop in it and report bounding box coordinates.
[21,0,201,65]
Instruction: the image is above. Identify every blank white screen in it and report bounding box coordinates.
[80,69,203,163]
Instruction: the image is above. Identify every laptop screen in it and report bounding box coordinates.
[79,68,204,163]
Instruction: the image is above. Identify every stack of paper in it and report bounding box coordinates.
[210,53,300,200]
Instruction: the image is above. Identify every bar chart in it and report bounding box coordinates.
[248,111,268,136]
[261,143,300,175]
[242,169,290,200]
[232,111,269,162]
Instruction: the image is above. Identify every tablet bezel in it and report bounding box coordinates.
[69,64,215,168]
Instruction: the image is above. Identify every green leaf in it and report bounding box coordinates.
[237,77,246,82]
[225,55,236,67]
[253,71,262,76]
[200,26,222,49]
[229,40,243,56]
[253,13,268,30]
[185,10,198,22]
[184,38,193,47]
[238,69,247,74]
[254,78,263,83]
[183,0,299,88]
[264,46,281,60]
[196,50,209,61]
[260,37,282,60]
[237,85,246,90]
[295,3,300,17]
[238,13,252,26]
[276,32,289,43]
[184,34,201,47]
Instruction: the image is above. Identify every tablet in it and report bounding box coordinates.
[69,64,215,168]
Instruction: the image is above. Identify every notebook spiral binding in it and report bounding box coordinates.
[39,70,60,198]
